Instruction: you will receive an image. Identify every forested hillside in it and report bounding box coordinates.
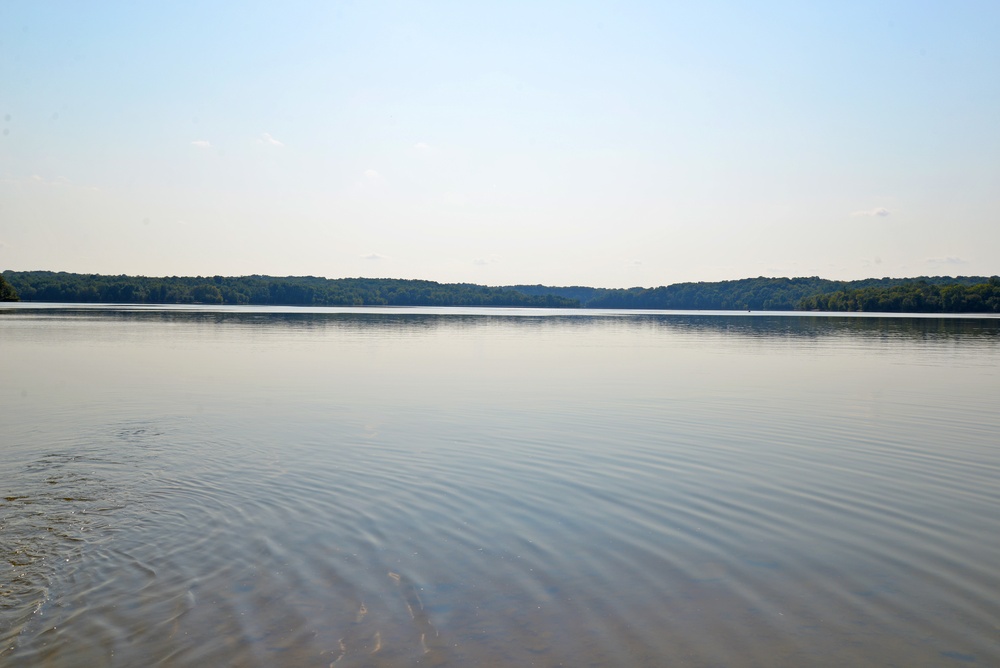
[0,274,19,301]
[798,279,1000,313]
[4,271,997,312]
[503,284,611,305]
[583,277,837,310]
[510,276,993,310]
[1,271,578,308]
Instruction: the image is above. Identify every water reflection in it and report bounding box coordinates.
[3,304,1000,341]
[1,307,999,666]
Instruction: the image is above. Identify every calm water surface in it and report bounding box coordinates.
[2,306,999,666]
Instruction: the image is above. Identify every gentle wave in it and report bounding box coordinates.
[2,309,999,666]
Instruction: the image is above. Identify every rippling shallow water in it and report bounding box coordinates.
[2,306,999,666]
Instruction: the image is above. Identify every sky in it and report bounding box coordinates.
[1,1,998,288]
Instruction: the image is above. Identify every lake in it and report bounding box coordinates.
[2,305,999,667]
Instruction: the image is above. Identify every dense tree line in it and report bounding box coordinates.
[511,276,991,311]
[0,274,19,301]
[2,271,578,308]
[504,284,611,305]
[5,271,998,312]
[797,279,1000,313]
[582,277,837,310]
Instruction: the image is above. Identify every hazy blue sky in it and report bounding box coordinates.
[2,1,998,287]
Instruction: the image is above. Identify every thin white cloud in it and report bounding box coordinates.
[851,207,891,217]
[353,169,384,191]
[19,174,78,188]
[260,132,284,147]
[861,256,885,271]
[191,140,212,148]
[362,253,386,260]
[414,142,430,150]
[926,256,968,265]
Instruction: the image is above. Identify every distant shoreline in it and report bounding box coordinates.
[2,270,999,313]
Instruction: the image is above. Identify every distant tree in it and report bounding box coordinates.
[192,284,224,304]
[797,280,1000,313]
[0,274,19,301]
